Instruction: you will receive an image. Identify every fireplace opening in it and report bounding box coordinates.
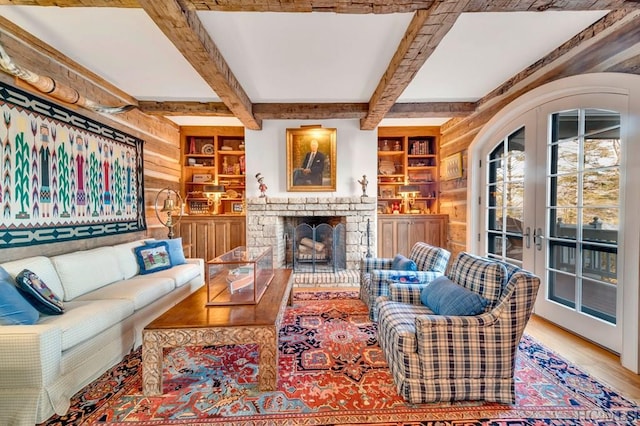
[285,217,346,273]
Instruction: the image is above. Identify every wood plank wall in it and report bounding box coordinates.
[0,29,182,262]
[438,10,640,259]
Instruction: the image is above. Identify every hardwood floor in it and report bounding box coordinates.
[526,314,640,404]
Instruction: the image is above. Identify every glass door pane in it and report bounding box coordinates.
[547,109,619,324]
[486,127,525,265]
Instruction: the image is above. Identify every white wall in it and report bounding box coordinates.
[244,119,377,198]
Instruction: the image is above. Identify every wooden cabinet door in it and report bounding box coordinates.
[176,216,246,260]
[423,216,446,247]
[408,219,427,251]
[395,219,412,256]
[377,214,448,258]
[378,218,396,258]
[227,218,246,251]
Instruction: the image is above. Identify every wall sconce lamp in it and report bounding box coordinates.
[202,184,226,214]
[398,184,419,213]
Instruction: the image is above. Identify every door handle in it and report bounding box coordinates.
[533,227,545,251]
[524,226,531,249]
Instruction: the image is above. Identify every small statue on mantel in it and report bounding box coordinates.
[357,175,369,197]
[255,173,267,198]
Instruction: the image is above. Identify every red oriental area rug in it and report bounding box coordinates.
[42,291,640,425]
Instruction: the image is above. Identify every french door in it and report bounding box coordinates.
[480,94,625,352]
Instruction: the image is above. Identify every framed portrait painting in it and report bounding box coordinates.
[286,126,337,192]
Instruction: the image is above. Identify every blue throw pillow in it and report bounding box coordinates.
[0,267,39,325]
[15,269,65,315]
[146,238,186,265]
[388,273,422,283]
[421,276,489,316]
[391,254,417,271]
[135,241,173,275]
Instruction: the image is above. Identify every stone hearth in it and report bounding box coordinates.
[245,196,377,286]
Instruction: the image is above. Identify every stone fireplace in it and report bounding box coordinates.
[245,196,377,285]
[288,218,346,273]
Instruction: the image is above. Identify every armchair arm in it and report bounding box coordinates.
[415,311,500,330]
[388,282,425,305]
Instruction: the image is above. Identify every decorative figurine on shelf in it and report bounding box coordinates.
[391,201,401,214]
[357,175,368,197]
[255,173,267,198]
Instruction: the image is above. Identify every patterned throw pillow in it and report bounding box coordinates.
[0,267,40,325]
[146,238,186,265]
[15,269,65,315]
[420,276,489,316]
[391,254,418,271]
[134,241,173,275]
[388,273,422,284]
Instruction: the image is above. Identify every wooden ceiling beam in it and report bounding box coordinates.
[360,1,470,130]
[253,103,369,119]
[138,101,234,116]
[137,100,476,120]
[137,0,261,130]
[386,102,476,118]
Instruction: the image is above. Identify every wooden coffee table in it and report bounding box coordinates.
[142,268,293,395]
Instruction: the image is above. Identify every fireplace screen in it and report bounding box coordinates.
[290,222,346,273]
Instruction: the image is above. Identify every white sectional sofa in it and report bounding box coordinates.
[0,238,205,426]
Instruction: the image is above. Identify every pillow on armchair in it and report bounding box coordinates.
[391,254,418,271]
[420,276,489,316]
[448,252,508,308]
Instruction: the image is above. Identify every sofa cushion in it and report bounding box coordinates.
[0,256,65,300]
[112,240,147,279]
[134,241,173,275]
[38,298,134,351]
[0,267,39,325]
[75,276,175,310]
[391,254,417,271]
[15,269,65,315]
[448,252,507,308]
[51,247,124,301]
[134,263,201,288]
[148,238,186,265]
[420,276,489,316]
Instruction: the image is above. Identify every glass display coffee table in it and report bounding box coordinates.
[141,268,293,395]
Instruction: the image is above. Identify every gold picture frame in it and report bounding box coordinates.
[442,152,463,181]
[286,126,337,192]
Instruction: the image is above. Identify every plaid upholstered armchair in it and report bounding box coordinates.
[360,242,451,321]
[376,252,540,404]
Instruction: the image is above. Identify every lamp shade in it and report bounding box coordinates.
[202,185,226,195]
[398,185,419,194]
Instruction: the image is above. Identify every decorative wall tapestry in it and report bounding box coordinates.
[0,81,146,248]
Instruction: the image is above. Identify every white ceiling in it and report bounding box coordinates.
[0,6,609,127]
